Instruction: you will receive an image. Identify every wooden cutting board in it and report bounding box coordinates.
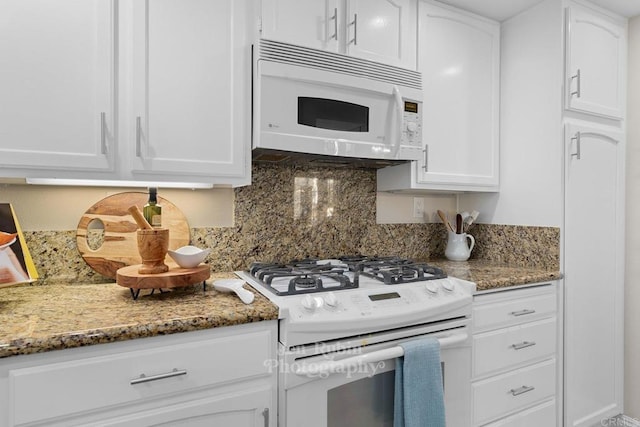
[76,192,190,279]
[116,264,210,290]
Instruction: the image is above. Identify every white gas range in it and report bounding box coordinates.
[237,256,476,427]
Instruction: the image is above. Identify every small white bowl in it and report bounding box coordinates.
[167,246,211,268]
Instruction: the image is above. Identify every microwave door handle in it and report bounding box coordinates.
[390,86,403,158]
[293,333,468,377]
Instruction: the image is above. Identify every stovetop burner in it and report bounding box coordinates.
[246,256,447,296]
[361,263,447,285]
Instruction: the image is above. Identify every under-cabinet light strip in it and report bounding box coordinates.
[25,178,214,189]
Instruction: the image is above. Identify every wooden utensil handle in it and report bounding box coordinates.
[128,206,153,230]
[437,210,455,233]
[456,213,463,234]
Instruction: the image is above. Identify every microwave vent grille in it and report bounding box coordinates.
[259,39,422,90]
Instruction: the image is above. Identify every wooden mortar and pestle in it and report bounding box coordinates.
[127,206,169,274]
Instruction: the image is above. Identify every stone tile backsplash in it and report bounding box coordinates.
[24,164,560,284]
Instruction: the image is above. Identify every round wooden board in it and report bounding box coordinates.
[76,192,190,279]
[116,264,210,289]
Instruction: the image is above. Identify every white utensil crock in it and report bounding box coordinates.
[445,232,475,261]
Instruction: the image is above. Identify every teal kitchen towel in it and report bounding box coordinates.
[394,337,446,427]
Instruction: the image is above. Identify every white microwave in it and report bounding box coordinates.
[253,40,423,167]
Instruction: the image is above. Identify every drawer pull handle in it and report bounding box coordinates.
[510,385,535,396]
[130,368,187,385]
[510,309,535,317]
[511,341,536,350]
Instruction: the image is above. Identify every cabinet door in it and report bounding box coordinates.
[130,0,250,185]
[346,0,416,69]
[565,2,625,119]
[0,0,115,174]
[260,0,339,52]
[482,399,556,427]
[94,386,272,427]
[564,123,624,426]
[416,1,499,189]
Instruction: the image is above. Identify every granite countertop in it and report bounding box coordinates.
[0,261,562,359]
[430,259,563,291]
[0,272,278,359]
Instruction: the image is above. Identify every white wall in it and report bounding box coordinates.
[2,182,458,231]
[625,14,640,420]
[0,184,235,231]
[458,0,564,227]
[376,192,457,224]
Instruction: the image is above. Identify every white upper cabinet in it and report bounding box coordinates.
[345,0,416,68]
[0,0,116,175]
[260,0,417,69]
[260,0,339,52]
[565,1,626,119]
[0,0,251,187]
[128,0,250,184]
[377,0,500,193]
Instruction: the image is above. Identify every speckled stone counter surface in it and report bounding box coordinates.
[0,272,278,359]
[430,259,562,291]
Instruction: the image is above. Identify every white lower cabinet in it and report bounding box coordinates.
[482,399,556,427]
[472,284,559,426]
[564,121,625,426]
[87,386,272,427]
[0,321,277,427]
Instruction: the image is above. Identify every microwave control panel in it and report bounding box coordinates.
[402,101,422,146]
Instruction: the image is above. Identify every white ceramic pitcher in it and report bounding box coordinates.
[445,231,475,261]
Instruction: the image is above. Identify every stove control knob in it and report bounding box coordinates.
[324,292,339,309]
[442,280,455,293]
[425,282,439,295]
[301,295,323,312]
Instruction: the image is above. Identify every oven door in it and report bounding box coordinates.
[279,322,472,427]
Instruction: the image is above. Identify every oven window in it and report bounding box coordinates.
[298,97,369,132]
[326,362,446,427]
[327,371,394,427]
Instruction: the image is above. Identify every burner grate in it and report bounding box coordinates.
[246,256,446,295]
[247,261,359,296]
[362,264,447,285]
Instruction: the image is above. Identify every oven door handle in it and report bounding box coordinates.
[293,333,468,377]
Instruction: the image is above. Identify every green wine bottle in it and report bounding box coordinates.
[143,187,162,228]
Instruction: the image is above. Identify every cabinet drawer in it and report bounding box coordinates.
[473,290,556,332]
[9,330,272,425]
[474,317,557,377]
[481,399,556,427]
[473,359,556,425]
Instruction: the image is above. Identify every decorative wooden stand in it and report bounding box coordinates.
[116,264,211,300]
